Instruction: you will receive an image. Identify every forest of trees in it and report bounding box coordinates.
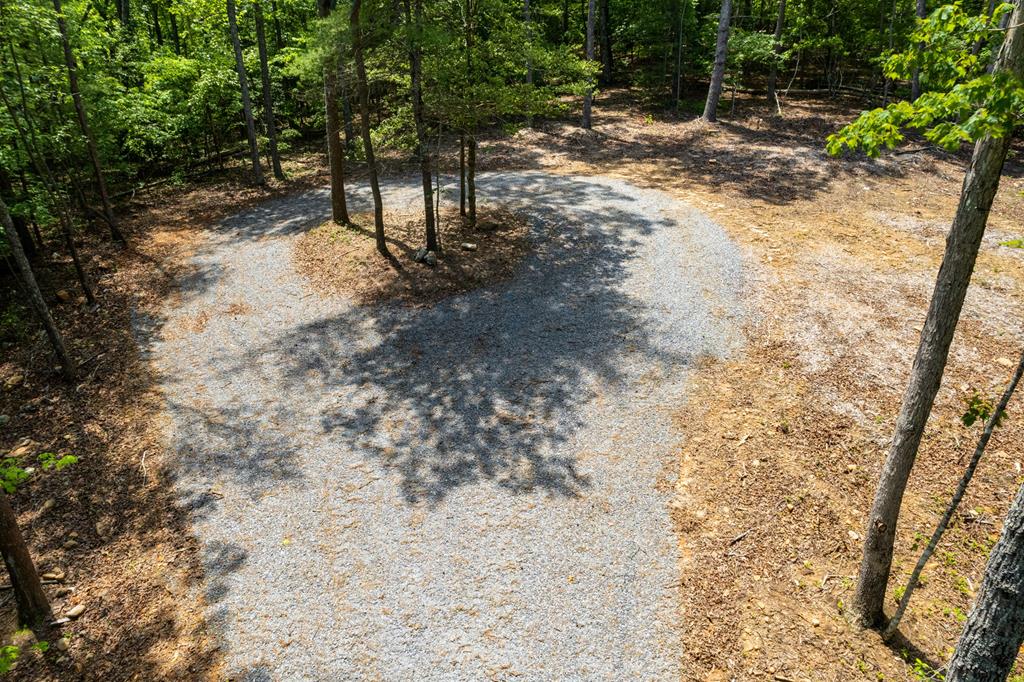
[3,0,1024,677]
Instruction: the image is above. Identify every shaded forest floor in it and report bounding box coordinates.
[0,87,1023,679]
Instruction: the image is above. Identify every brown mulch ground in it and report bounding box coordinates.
[478,88,1024,680]
[293,207,531,306]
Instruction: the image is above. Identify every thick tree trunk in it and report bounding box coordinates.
[350,0,389,257]
[703,0,733,122]
[254,0,284,180]
[766,0,786,113]
[599,0,611,84]
[227,0,265,186]
[53,0,124,242]
[910,0,926,101]
[0,493,52,630]
[582,0,595,128]
[852,0,1024,629]
[403,0,436,251]
[947,478,1024,680]
[1,197,76,380]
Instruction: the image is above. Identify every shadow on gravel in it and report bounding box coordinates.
[221,175,695,505]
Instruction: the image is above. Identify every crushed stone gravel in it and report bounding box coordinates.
[144,171,747,680]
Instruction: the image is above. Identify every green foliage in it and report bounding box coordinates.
[38,452,78,471]
[0,646,17,674]
[1000,238,1024,248]
[828,3,1022,157]
[0,451,77,493]
[961,390,1006,427]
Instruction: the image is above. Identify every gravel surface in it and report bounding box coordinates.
[146,171,746,680]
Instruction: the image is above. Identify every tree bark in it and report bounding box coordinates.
[254,0,284,180]
[910,0,926,101]
[562,0,569,41]
[599,0,611,84]
[169,11,181,54]
[1,197,76,380]
[884,349,1024,639]
[852,0,1024,629]
[403,0,437,251]
[270,0,283,49]
[459,133,466,217]
[765,0,786,113]
[947,477,1024,680]
[0,493,52,630]
[350,0,389,257]
[582,0,595,128]
[703,0,733,122]
[227,0,265,186]
[524,0,533,127]
[52,0,124,242]
[467,134,477,229]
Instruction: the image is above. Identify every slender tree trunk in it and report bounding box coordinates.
[562,0,569,40]
[403,0,436,251]
[169,11,181,54]
[703,0,732,122]
[254,0,284,180]
[467,133,477,229]
[524,0,533,127]
[152,3,163,45]
[582,0,595,128]
[947,477,1024,681]
[882,0,897,106]
[350,0,389,257]
[341,82,355,148]
[317,0,346,223]
[672,0,685,107]
[0,170,35,261]
[766,0,786,113]
[910,0,926,101]
[52,0,124,242]
[599,0,611,84]
[270,0,283,49]
[852,0,1024,629]
[459,133,466,217]
[1,197,76,379]
[227,0,265,186]
[884,349,1024,639]
[323,64,350,224]
[0,493,52,630]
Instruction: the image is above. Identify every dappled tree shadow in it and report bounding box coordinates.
[195,173,723,505]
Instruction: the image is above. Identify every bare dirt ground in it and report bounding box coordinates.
[477,88,1024,680]
[2,88,1023,680]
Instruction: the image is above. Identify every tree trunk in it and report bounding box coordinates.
[151,3,163,45]
[350,0,389,257]
[947,477,1024,681]
[910,0,926,101]
[270,0,283,49]
[459,133,466,217]
[582,0,595,128]
[766,0,786,113]
[467,133,477,229]
[1,197,76,380]
[524,0,533,127]
[0,493,52,630]
[254,0,284,180]
[851,0,1024,629]
[599,0,611,84]
[227,0,265,186]
[403,0,437,251]
[53,0,124,242]
[323,64,350,224]
[169,11,181,54]
[884,349,1024,639]
[562,0,569,41]
[703,0,732,122]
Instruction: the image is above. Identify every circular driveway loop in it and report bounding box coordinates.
[146,172,747,680]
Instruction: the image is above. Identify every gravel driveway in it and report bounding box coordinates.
[146,171,746,680]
